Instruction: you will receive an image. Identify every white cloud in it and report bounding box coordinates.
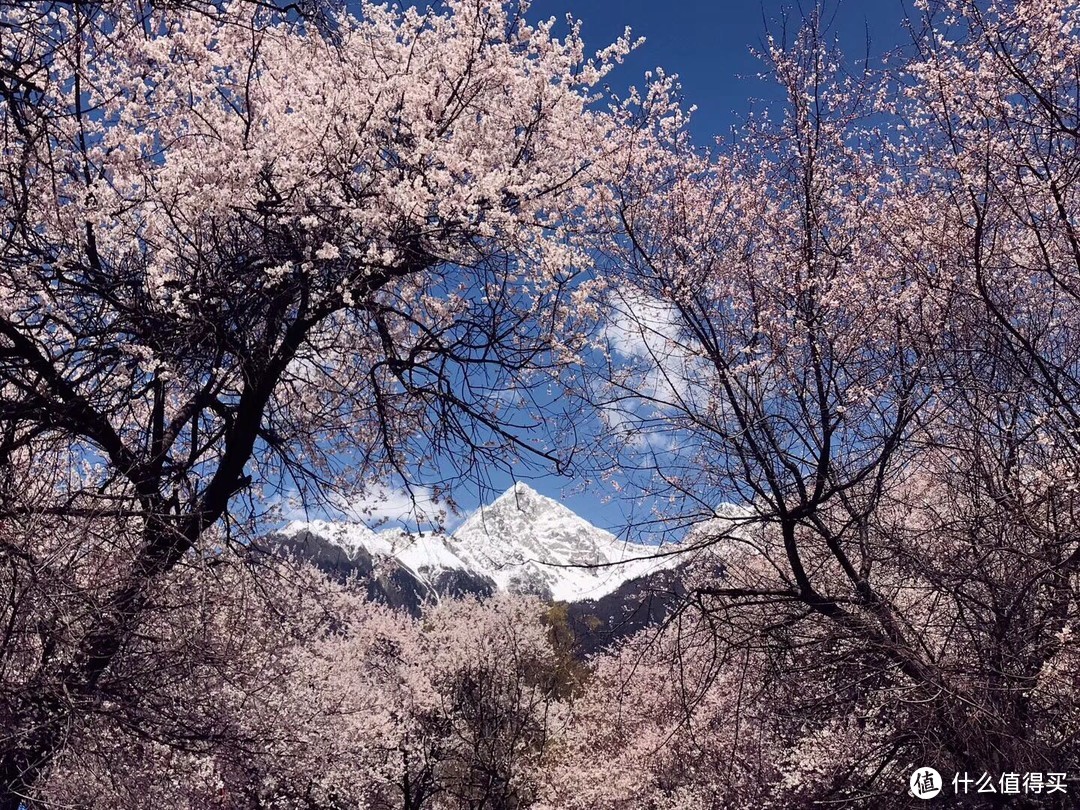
[600,287,708,411]
[335,483,453,531]
[598,400,675,452]
[602,289,684,367]
[281,482,462,533]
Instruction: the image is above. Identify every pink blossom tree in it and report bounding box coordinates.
[37,582,570,810]
[0,0,667,802]
[541,599,902,810]
[591,0,1080,799]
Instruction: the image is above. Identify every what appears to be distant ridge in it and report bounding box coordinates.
[274,483,690,645]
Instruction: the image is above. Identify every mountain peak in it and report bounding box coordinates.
[452,484,652,601]
[279,483,683,604]
[484,482,566,518]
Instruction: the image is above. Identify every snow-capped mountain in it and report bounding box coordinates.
[280,519,468,580]
[450,482,678,601]
[276,482,680,605]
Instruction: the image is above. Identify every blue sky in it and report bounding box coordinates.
[351,1,921,540]
[530,0,916,145]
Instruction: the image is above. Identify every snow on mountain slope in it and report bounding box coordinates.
[280,483,681,603]
[441,483,678,601]
[278,519,472,582]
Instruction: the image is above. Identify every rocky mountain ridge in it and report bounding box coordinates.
[276,482,683,611]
